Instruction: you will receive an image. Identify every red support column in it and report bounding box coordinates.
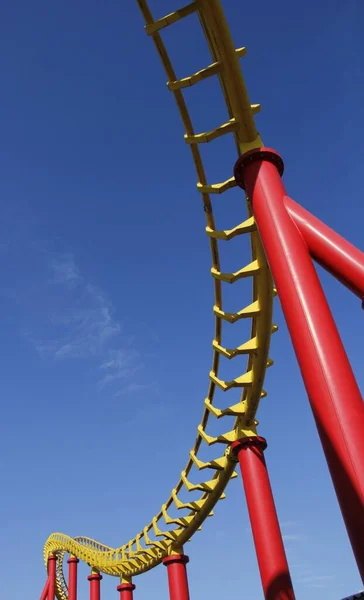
[48,555,57,600]
[40,578,49,600]
[67,556,79,600]
[234,148,364,582]
[232,436,295,600]
[88,569,102,600]
[117,578,136,600]
[163,553,190,600]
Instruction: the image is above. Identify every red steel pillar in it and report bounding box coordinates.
[40,578,49,600]
[234,148,364,582]
[67,556,79,600]
[88,569,102,600]
[48,555,57,600]
[232,436,295,600]
[163,553,190,600]
[117,578,136,600]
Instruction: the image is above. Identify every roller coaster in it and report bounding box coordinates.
[39,2,364,600]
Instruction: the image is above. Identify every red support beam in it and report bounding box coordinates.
[284,196,364,301]
[88,570,102,600]
[234,148,364,583]
[163,554,190,600]
[232,436,295,600]
[117,580,136,600]
[47,555,57,600]
[67,556,79,600]
[40,577,49,600]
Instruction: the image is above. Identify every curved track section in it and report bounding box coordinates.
[44,1,275,596]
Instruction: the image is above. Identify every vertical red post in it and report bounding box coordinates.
[88,569,102,600]
[68,556,79,600]
[163,553,190,600]
[234,148,364,582]
[117,578,136,600]
[232,437,295,600]
[47,555,57,600]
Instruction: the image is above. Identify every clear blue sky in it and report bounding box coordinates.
[0,1,363,599]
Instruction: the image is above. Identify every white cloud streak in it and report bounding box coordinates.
[33,251,153,395]
[246,520,336,592]
[298,574,336,589]
[50,252,81,286]
[282,534,306,542]
[99,348,141,389]
[291,563,336,590]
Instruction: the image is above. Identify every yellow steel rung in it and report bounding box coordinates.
[132,555,148,565]
[190,449,228,471]
[143,526,168,551]
[168,47,247,91]
[235,46,248,59]
[198,424,237,445]
[152,517,180,541]
[168,61,220,90]
[135,535,157,559]
[124,556,143,569]
[145,3,197,35]
[181,470,218,493]
[213,336,258,359]
[211,259,260,283]
[198,176,237,195]
[267,357,274,367]
[213,300,261,323]
[204,397,247,419]
[128,541,148,564]
[251,104,261,114]
[206,217,256,240]
[185,118,238,144]
[209,369,253,391]
[272,324,278,333]
[161,505,195,528]
[171,490,206,513]
[261,389,267,398]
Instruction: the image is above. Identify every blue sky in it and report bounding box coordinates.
[0,1,363,599]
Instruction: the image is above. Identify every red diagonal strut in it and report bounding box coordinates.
[40,578,49,600]
[284,196,364,301]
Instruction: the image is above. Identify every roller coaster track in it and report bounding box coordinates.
[44,2,277,596]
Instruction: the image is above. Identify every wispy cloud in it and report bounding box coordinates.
[282,533,306,542]
[50,252,82,286]
[280,520,306,543]
[36,275,120,360]
[126,382,158,393]
[246,521,337,591]
[297,574,336,589]
[291,563,336,590]
[245,521,306,543]
[32,250,154,395]
[99,348,141,388]
[280,521,300,529]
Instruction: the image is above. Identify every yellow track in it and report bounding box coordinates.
[44,2,276,596]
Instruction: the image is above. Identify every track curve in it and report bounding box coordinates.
[44,2,275,597]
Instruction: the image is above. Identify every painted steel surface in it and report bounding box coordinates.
[235,147,364,582]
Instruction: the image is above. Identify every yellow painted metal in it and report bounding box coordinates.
[43,2,276,597]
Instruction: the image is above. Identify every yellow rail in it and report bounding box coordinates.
[44,2,275,596]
